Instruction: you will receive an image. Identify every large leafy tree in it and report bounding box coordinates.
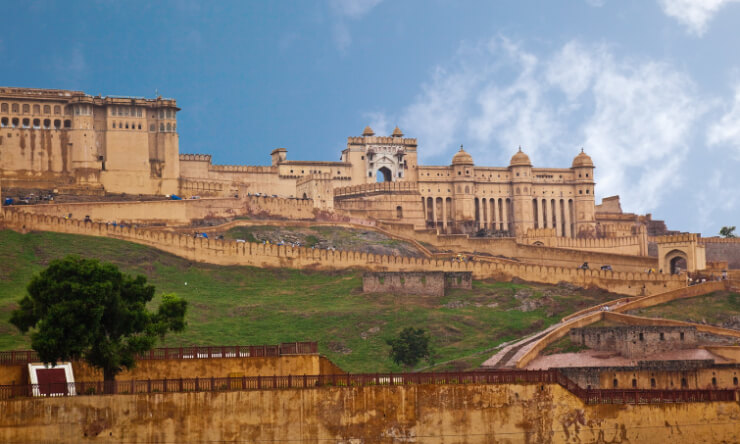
[10,256,187,384]
[386,327,432,368]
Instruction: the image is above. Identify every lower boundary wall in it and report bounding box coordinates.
[0,383,738,443]
[0,210,685,296]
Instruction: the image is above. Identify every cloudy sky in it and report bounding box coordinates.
[2,0,739,235]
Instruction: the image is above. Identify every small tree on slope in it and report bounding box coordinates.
[386,327,432,369]
[10,256,187,387]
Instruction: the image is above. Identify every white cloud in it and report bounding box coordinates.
[657,0,740,36]
[328,0,383,52]
[363,111,390,137]
[329,0,383,19]
[707,82,740,158]
[581,58,704,211]
[388,37,707,215]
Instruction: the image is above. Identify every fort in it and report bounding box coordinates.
[1,86,740,443]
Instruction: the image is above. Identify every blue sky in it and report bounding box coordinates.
[2,0,739,235]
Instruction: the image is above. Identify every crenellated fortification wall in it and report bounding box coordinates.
[0,209,684,296]
[520,227,647,255]
[377,221,658,273]
[2,195,318,226]
[7,197,246,225]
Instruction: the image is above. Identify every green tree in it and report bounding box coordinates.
[10,256,187,386]
[386,327,431,368]
[719,226,736,238]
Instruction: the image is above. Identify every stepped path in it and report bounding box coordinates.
[481,280,734,369]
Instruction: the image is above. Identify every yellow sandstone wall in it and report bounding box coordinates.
[0,355,343,386]
[0,383,737,443]
[0,209,685,296]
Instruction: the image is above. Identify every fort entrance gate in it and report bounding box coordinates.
[655,234,706,274]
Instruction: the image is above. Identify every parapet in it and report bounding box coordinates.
[653,234,698,244]
[334,181,419,197]
[180,154,213,162]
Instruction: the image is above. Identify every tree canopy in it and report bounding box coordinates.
[386,327,432,368]
[10,256,187,382]
[720,226,736,238]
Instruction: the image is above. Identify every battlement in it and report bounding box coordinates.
[0,87,84,99]
[699,236,740,244]
[210,165,276,173]
[0,208,685,297]
[334,181,419,197]
[653,234,698,244]
[346,136,418,146]
[180,154,212,162]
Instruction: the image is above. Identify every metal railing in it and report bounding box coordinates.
[1,368,736,404]
[0,342,318,365]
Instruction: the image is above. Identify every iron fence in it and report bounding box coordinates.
[0,342,318,365]
[0,368,736,405]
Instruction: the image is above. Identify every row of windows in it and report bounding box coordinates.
[0,117,71,129]
[110,106,144,117]
[112,121,177,132]
[108,106,175,119]
[1,103,64,115]
[73,104,92,116]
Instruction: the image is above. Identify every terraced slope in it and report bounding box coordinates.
[0,229,617,372]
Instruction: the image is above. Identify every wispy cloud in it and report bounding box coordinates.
[381,37,708,215]
[363,111,390,137]
[328,0,383,52]
[657,0,740,36]
[52,45,88,85]
[707,81,740,158]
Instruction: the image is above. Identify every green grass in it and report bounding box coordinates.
[0,229,617,372]
[627,291,740,328]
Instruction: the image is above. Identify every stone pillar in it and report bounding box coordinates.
[537,199,545,229]
[555,199,563,237]
[490,199,496,230]
[432,197,437,228]
[502,199,509,233]
[442,198,447,231]
[564,199,572,238]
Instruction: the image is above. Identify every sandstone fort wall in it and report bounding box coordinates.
[0,355,342,386]
[0,383,737,443]
[0,209,685,296]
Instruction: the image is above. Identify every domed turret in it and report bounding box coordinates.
[362,126,375,136]
[391,126,404,137]
[509,147,531,167]
[572,148,593,168]
[451,145,474,166]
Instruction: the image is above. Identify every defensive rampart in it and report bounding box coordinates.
[0,378,737,443]
[377,221,660,273]
[5,195,317,226]
[0,209,685,296]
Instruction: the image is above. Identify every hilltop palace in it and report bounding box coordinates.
[1,87,670,239]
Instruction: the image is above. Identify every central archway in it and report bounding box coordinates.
[665,249,688,274]
[376,167,392,183]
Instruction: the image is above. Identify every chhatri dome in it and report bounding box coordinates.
[362,126,375,136]
[572,148,594,168]
[451,145,474,165]
[391,126,404,137]
[509,147,531,167]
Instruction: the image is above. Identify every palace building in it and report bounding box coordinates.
[1,87,602,236]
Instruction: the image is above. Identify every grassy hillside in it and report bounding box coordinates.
[0,229,617,372]
[627,291,740,329]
